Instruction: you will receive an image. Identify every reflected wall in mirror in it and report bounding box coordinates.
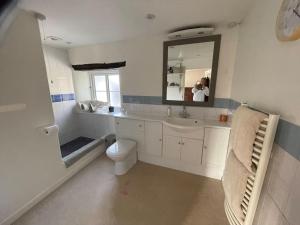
[162,35,221,107]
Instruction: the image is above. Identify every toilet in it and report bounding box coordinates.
[106,139,137,175]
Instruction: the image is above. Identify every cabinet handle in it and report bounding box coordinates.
[159,138,162,142]
[138,124,142,128]
[178,142,181,145]
[182,142,184,145]
[116,122,119,125]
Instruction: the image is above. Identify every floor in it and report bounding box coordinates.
[13,155,229,225]
[60,136,95,158]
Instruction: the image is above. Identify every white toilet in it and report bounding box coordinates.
[106,139,137,175]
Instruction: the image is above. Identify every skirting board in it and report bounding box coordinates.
[138,152,224,180]
[1,144,106,225]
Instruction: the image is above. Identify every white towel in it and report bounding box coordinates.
[223,151,252,223]
[229,106,267,172]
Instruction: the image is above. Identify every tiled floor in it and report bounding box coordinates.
[13,155,229,225]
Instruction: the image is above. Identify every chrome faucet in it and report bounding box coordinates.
[179,105,190,118]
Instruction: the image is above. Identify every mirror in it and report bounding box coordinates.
[162,35,221,107]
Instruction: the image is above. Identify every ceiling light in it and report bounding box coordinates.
[146,13,156,20]
[46,36,63,41]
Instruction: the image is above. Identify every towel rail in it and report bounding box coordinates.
[224,105,279,225]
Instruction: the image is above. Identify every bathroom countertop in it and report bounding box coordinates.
[78,110,231,129]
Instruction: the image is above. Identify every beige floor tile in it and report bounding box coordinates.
[13,155,229,225]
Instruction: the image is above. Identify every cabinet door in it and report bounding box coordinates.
[115,118,145,152]
[180,138,203,165]
[203,128,230,168]
[145,121,162,157]
[163,135,181,161]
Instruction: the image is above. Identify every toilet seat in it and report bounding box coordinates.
[106,139,136,161]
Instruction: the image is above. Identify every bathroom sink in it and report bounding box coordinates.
[163,117,204,130]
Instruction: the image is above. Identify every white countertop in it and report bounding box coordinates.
[78,110,231,129]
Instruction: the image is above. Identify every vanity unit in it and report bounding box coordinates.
[114,115,230,180]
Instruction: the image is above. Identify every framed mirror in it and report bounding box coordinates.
[162,35,221,107]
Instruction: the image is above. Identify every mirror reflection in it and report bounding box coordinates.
[166,42,214,102]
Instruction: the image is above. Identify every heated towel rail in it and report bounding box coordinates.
[224,105,279,225]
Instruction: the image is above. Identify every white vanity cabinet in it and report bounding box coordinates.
[180,138,203,165]
[163,135,181,160]
[162,124,204,174]
[115,118,145,152]
[163,135,202,165]
[202,127,230,169]
[114,116,230,180]
[162,124,230,179]
[144,121,163,157]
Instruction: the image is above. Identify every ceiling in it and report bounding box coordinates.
[19,0,253,47]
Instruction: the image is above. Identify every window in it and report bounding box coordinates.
[90,72,121,107]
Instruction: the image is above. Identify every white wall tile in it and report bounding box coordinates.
[271,145,299,184]
[121,103,227,121]
[284,163,300,225]
[267,145,298,212]
[258,193,285,225]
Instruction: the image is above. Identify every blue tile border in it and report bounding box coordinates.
[213,98,231,108]
[51,93,75,103]
[275,119,300,160]
[123,95,162,105]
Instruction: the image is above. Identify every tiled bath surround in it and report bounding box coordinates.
[52,100,80,145]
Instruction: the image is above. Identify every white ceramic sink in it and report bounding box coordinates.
[163,117,204,130]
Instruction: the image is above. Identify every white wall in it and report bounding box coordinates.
[231,0,300,224]
[72,71,91,101]
[0,10,104,225]
[68,27,239,99]
[43,45,80,145]
[43,45,74,95]
[231,0,300,125]
[185,69,208,87]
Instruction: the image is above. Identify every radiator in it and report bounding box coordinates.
[224,105,279,225]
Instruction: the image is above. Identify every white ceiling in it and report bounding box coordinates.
[19,0,253,47]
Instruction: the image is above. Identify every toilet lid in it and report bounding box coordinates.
[106,139,136,158]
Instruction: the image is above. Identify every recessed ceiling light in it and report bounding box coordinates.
[146,13,156,20]
[46,36,63,41]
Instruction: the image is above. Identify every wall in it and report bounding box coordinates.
[185,69,208,87]
[43,45,79,145]
[72,71,91,101]
[68,26,239,100]
[0,10,104,225]
[231,0,300,224]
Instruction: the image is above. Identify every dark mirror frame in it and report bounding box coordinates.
[162,34,221,107]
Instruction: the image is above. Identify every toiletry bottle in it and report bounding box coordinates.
[167,106,171,117]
